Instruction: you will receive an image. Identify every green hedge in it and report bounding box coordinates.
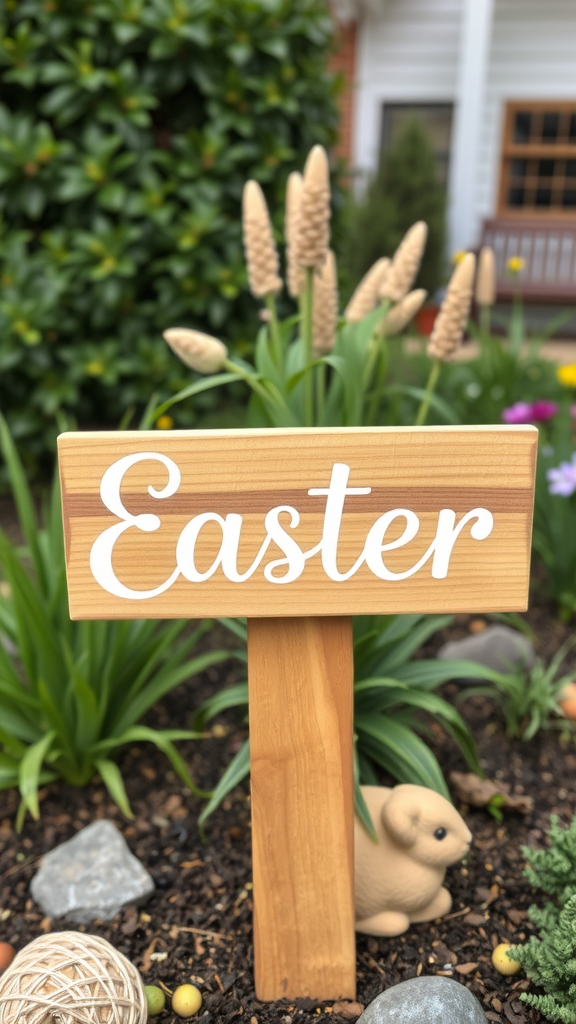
[0,0,341,470]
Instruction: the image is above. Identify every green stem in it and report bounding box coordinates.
[316,360,326,425]
[301,267,315,426]
[415,358,441,426]
[364,300,390,425]
[479,304,491,338]
[265,293,282,368]
[222,358,277,410]
[366,332,389,426]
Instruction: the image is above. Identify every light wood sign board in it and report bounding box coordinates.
[58,425,537,619]
[58,424,537,1003]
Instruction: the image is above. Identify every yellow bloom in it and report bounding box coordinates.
[506,255,525,274]
[156,415,174,430]
[557,363,576,388]
[86,360,105,377]
[452,250,467,265]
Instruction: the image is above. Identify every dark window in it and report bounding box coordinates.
[501,103,576,215]
[381,103,453,186]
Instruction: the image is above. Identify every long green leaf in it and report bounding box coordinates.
[94,758,133,818]
[356,715,450,797]
[194,682,248,730]
[18,729,56,820]
[0,411,46,592]
[198,738,250,830]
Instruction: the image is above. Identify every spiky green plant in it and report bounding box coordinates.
[0,412,235,827]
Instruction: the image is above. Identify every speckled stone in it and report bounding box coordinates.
[30,820,154,923]
[357,977,486,1024]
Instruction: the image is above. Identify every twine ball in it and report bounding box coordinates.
[0,932,147,1024]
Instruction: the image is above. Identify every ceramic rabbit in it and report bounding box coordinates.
[355,784,472,936]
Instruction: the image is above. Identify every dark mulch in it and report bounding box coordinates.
[1,596,576,1024]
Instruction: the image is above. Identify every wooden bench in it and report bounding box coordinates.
[478,217,576,303]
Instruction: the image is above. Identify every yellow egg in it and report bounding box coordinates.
[492,942,521,975]
[172,984,203,1018]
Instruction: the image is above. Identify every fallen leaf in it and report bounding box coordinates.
[450,771,534,814]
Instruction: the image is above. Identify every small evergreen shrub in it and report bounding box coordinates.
[344,117,446,299]
[0,0,341,471]
[510,816,576,1022]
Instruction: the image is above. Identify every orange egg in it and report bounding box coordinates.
[559,682,576,720]
[0,942,16,973]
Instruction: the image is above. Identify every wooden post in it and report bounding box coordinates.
[247,617,356,1001]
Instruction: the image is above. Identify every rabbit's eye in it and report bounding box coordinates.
[434,827,447,840]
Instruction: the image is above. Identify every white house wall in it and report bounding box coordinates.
[477,0,576,236]
[353,0,463,178]
[353,0,576,254]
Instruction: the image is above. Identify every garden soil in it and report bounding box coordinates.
[1,599,576,1024]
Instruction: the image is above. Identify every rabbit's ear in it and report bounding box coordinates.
[381,792,420,846]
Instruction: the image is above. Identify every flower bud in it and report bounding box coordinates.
[163,328,228,374]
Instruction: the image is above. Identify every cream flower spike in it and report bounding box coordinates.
[427,253,476,361]
[293,145,331,270]
[242,180,283,299]
[379,289,427,338]
[475,246,496,306]
[285,171,305,299]
[344,258,391,323]
[379,222,428,303]
[312,250,338,356]
[163,328,228,374]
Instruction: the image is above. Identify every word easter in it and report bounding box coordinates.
[91,453,494,600]
[57,427,536,617]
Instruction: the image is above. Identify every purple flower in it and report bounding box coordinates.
[547,454,576,497]
[502,400,559,424]
[571,404,576,419]
[531,400,558,422]
[502,402,533,424]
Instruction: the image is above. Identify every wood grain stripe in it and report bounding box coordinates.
[64,485,533,519]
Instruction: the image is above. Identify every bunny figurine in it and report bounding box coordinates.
[354,784,472,936]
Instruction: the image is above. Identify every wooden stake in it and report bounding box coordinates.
[247,617,356,1001]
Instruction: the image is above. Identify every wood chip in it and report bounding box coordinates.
[141,937,159,973]
[331,1002,364,1019]
[463,912,486,926]
[455,962,478,975]
[443,906,471,920]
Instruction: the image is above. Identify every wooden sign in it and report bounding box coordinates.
[58,426,536,619]
[57,425,537,1003]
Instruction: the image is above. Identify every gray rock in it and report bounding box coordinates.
[438,623,535,677]
[30,820,154,923]
[357,977,486,1024]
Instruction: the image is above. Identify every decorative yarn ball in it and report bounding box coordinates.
[0,931,147,1024]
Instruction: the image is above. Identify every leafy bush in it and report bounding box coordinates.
[0,0,341,471]
[509,817,576,1022]
[343,118,447,299]
[0,412,235,827]
[195,614,492,833]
